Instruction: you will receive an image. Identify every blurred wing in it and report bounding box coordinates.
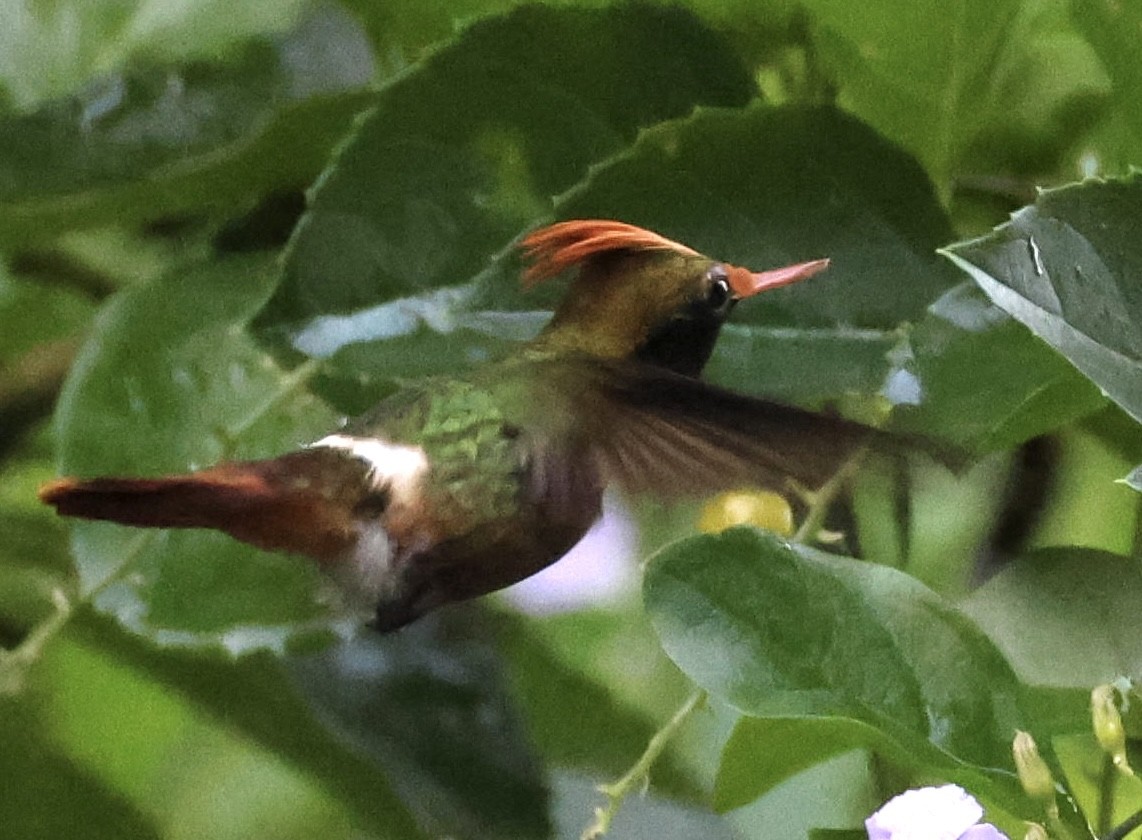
[575,360,881,498]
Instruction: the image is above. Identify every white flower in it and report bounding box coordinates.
[865,784,1008,840]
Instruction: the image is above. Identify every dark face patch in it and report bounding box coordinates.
[634,265,735,377]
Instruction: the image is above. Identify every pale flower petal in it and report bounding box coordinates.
[865,784,1001,840]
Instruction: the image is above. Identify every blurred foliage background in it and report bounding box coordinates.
[0,0,1140,838]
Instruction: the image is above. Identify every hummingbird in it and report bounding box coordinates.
[40,220,874,631]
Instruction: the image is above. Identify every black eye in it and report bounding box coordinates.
[705,266,732,312]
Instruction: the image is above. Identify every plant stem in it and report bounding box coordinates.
[1099,753,1118,837]
[793,447,867,545]
[580,688,707,840]
[0,588,72,695]
[218,357,322,453]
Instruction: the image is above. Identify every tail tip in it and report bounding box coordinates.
[38,478,77,508]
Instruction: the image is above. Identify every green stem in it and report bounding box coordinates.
[1099,753,1118,837]
[580,688,707,840]
[0,588,72,695]
[218,358,323,453]
[0,526,158,696]
[793,447,867,545]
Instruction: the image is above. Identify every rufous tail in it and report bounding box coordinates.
[39,449,371,562]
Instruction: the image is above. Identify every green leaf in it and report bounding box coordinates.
[256,3,757,349]
[643,527,1022,774]
[0,270,93,361]
[53,256,342,650]
[942,176,1142,425]
[338,0,524,72]
[957,3,1109,181]
[38,611,423,840]
[1070,0,1142,169]
[716,715,915,813]
[0,11,374,248]
[0,0,309,110]
[889,283,1106,451]
[706,323,903,407]
[960,547,1142,690]
[799,0,1022,186]
[288,611,551,840]
[0,698,160,839]
[1055,732,1142,837]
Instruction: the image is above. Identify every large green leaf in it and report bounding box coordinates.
[52,256,342,650]
[0,0,309,110]
[1070,0,1142,169]
[943,176,1142,425]
[643,528,1023,774]
[798,0,1022,186]
[339,0,555,73]
[706,323,903,408]
[0,6,374,248]
[715,715,912,813]
[960,548,1142,690]
[256,3,757,348]
[36,611,424,840]
[0,269,93,361]
[288,612,551,840]
[888,283,1106,451]
[0,694,159,840]
[38,608,556,840]
[951,1,1109,185]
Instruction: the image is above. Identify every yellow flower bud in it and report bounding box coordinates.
[1091,684,1133,776]
[698,490,794,536]
[1022,823,1048,840]
[1012,730,1056,802]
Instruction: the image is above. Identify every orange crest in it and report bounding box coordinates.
[520,220,700,287]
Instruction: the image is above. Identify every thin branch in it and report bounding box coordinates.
[0,589,72,696]
[1099,753,1118,837]
[580,688,707,840]
[792,446,868,545]
[217,358,323,453]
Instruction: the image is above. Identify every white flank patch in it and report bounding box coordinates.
[309,434,431,608]
[311,434,429,496]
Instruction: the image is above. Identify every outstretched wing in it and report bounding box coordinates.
[559,358,882,499]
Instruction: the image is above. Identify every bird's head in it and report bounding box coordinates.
[521,220,828,375]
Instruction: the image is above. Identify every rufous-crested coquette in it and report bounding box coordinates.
[41,220,878,631]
